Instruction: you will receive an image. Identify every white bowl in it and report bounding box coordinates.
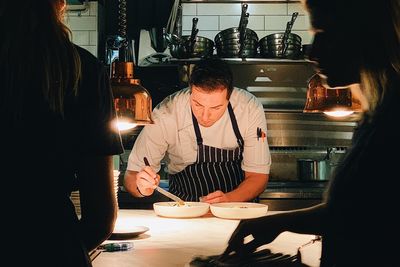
[153,202,210,218]
[210,202,268,219]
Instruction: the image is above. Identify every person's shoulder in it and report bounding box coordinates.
[152,88,190,126]
[231,87,263,109]
[74,44,103,69]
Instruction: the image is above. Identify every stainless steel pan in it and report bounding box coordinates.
[260,33,301,46]
[169,36,214,58]
[216,48,257,58]
[214,4,258,58]
[167,17,215,58]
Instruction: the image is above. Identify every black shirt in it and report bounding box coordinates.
[322,75,400,266]
[2,46,123,266]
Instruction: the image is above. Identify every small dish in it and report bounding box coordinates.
[153,201,210,218]
[210,202,268,219]
[109,225,149,240]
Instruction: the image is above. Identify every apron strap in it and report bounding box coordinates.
[191,111,203,145]
[227,103,244,148]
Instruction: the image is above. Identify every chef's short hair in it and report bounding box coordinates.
[189,59,233,99]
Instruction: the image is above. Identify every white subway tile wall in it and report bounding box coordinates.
[181,2,313,45]
[62,2,312,58]
[64,2,98,57]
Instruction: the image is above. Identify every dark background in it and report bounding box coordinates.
[99,0,175,63]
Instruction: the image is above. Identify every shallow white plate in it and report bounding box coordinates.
[210,202,268,219]
[153,201,210,218]
[110,225,149,240]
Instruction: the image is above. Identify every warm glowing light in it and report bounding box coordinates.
[323,110,354,117]
[117,121,137,131]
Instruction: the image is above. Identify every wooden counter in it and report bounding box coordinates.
[93,209,321,267]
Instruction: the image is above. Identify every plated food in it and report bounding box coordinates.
[210,202,268,219]
[153,201,210,218]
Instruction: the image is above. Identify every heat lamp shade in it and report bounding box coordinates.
[303,74,362,116]
[112,80,154,131]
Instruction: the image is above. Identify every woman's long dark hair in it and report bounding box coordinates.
[0,0,81,120]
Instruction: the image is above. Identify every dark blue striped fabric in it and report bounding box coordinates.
[169,103,245,201]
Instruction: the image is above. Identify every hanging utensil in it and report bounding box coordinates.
[238,3,248,31]
[214,3,257,58]
[238,13,249,57]
[281,12,298,56]
[188,17,199,55]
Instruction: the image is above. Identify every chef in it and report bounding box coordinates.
[124,59,271,203]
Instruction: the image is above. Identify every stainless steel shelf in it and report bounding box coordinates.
[167,57,311,64]
[181,0,300,3]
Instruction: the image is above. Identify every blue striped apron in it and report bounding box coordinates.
[169,103,245,201]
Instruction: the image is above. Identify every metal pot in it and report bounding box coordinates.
[261,46,302,59]
[216,43,256,51]
[214,3,258,58]
[263,32,302,45]
[167,17,215,59]
[215,38,258,47]
[215,28,258,44]
[216,48,257,58]
[260,33,301,46]
[259,32,302,59]
[297,159,330,181]
[169,35,214,59]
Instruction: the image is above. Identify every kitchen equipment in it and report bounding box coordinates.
[304,73,362,116]
[224,60,359,210]
[169,35,214,58]
[153,202,210,218]
[142,27,171,64]
[214,4,258,58]
[259,32,302,59]
[297,159,330,181]
[168,17,214,59]
[149,27,168,53]
[281,12,299,56]
[210,202,268,219]
[105,35,125,65]
[138,29,158,64]
[259,12,302,59]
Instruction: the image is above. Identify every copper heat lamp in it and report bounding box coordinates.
[111,0,153,131]
[303,73,362,117]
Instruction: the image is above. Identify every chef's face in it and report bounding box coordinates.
[190,85,229,127]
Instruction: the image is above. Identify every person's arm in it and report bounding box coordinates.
[202,172,268,203]
[224,203,327,256]
[77,155,117,251]
[226,171,268,201]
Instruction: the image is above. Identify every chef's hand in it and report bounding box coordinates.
[136,165,160,196]
[200,190,229,203]
[222,215,283,259]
